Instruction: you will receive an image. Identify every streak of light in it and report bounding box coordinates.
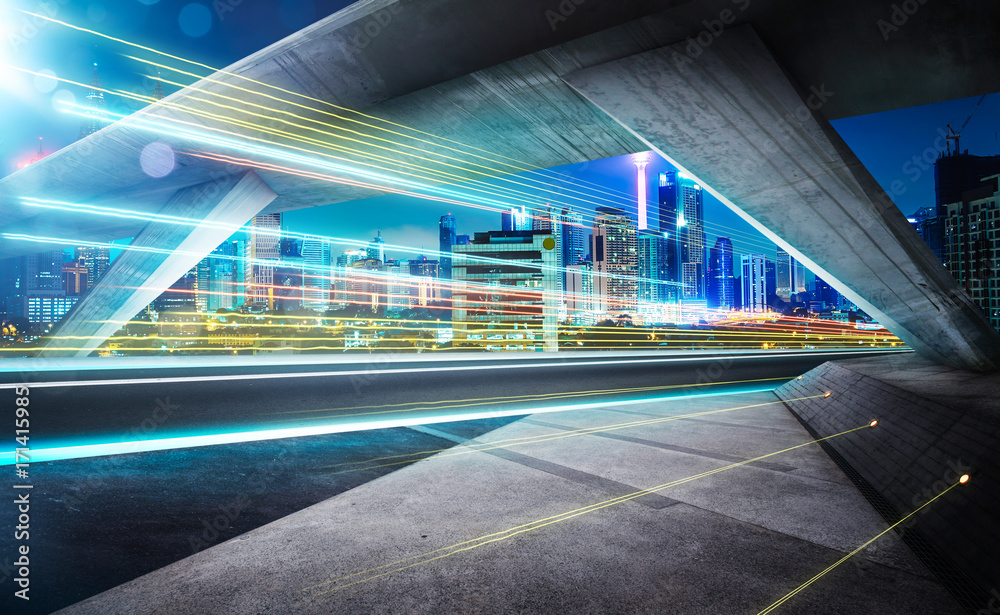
[303,415,873,596]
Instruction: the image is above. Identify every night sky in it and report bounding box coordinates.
[2,0,998,264]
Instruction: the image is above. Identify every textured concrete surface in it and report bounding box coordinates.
[776,355,1000,612]
[45,170,276,357]
[57,391,962,614]
[564,25,1000,372]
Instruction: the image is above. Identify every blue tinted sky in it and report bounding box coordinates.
[2,0,998,264]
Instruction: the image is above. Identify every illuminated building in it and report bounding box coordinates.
[387,260,416,314]
[333,249,366,305]
[153,267,197,313]
[63,262,89,296]
[566,261,594,322]
[532,207,563,293]
[501,206,529,231]
[592,207,638,315]
[75,246,110,289]
[707,237,734,310]
[452,230,558,351]
[942,173,1000,330]
[79,63,108,138]
[634,157,650,231]
[560,207,586,268]
[301,239,331,312]
[439,214,456,287]
[638,233,670,305]
[741,254,767,313]
[366,231,385,262]
[658,171,705,300]
[775,248,806,301]
[247,213,281,309]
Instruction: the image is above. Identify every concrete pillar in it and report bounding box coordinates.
[46,171,276,357]
[564,25,1000,372]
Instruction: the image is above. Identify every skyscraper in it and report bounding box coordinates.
[708,238,734,310]
[247,213,281,309]
[75,246,110,289]
[501,206,528,231]
[366,231,385,263]
[79,63,108,138]
[942,173,1000,330]
[775,248,806,301]
[658,171,705,301]
[741,254,767,313]
[439,214,456,297]
[929,150,1000,261]
[301,239,332,312]
[634,158,650,231]
[560,208,586,269]
[592,207,638,315]
[532,207,563,293]
[638,233,669,305]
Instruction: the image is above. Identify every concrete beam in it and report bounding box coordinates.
[564,25,1000,371]
[45,171,276,357]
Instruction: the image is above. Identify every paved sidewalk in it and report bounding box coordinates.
[58,391,962,615]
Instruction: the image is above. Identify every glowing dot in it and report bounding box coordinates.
[960,474,970,484]
[52,89,76,111]
[33,69,58,93]
[796,376,803,380]
[179,3,212,37]
[140,141,175,178]
[542,237,556,251]
[824,391,832,398]
[869,419,878,427]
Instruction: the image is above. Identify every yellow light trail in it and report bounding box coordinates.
[303,414,872,596]
[756,475,970,614]
[311,394,815,476]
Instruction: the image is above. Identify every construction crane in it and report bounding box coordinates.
[946,94,988,154]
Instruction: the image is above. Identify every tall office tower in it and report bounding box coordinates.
[152,71,166,101]
[79,63,108,138]
[75,246,110,288]
[280,237,303,259]
[638,233,669,305]
[387,260,416,314]
[366,231,385,263]
[231,239,246,306]
[272,264,304,313]
[908,206,942,258]
[531,207,563,292]
[942,173,1000,330]
[658,171,705,300]
[930,150,1000,261]
[775,247,807,301]
[333,249,366,304]
[592,206,638,315]
[707,237,735,310]
[560,208,586,267]
[501,206,528,231]
[814,275,842,311]
[439,213,456,278]
[565,260,594,324]
[452,230,558,351]
[247,213,281,309]
[741,254,767,313]
[203,241,238,312]
[347,258,385,312]
[4,251,77,324]
[301,239,331,312]
[634,158,650,231]
[195,256,211,313]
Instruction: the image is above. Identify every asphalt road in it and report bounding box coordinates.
[0,349,908,460]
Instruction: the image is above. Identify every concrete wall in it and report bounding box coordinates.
[776,356,1000,612]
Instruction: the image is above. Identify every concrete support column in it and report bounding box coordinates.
[46,171,276,357]
[564,25,1000,371]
